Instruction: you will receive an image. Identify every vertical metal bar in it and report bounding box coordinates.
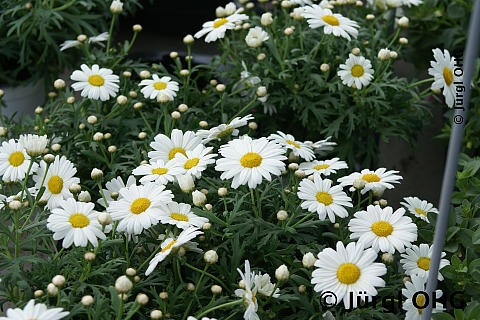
[422,1,480,319]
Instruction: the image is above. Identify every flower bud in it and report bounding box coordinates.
[288,163,299,171]
[93,132,104,141]
[54,79,66,89]
[139,70,151,79]
[116,95,127,105]
[43,153,55,163]
[98,212,113,225]
[284,27,294,35]
[87,115,98,124]
[398,16,409,28]
[192,190,207,206]
[178,174,195,193]
[47,283,58,296]
[91,168,104,179]
[8,200,22,210]
[379,199,388,207]
[216,84,226,92]
[248,122,258,130]
[81,295,94,307]
[0,127,7,136]
[115,275,133,293]
[399,37,408,44]
[51,143,61,151]
[126,268,136,276]
[211,284,222,295]
[110,0,123,14]
[377,48,391,61]
[170,51,178,59]
[199,121,208,128]
[69,182,81,194]
[275,264,289,281]
[217,187,228,197]
[77,34,88,42]
[302,252,316,268]
[204,250,218,264]
[66,96,75,104]
[159,292,168,299]
[320,63,330,72]
[78,191,91,203]
[351,47,360,55]
[151,310,163,319]
[205,203,212,210]
[34,290,44,298]
[281,0,291,8]
[202,222,211,230]
[353,178,366,190]
[136,293,149,305]
[261,12,273,26]
[294,170,305,178]
[366,14,375,20]
[277,210,288,221]
[133,24,142,32]
[187,283,195,291]
[84,252,96,261]
[179,69,190,76]
[333,223,340,229]
[52,275,65,287]
[157,92,170,103]
[183,34,194,45]
[108,145,117,153]
[382,252,394,264]
[256,86,267,97]
[138,132,147,139]
[178,104,188,112]
[389,51,398,59]
[403,276,411,284]
[171,111,181,119]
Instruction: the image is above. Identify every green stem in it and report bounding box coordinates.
[182,264,209,320]
[229,97,257,123]
[116,297,124,320]
[20,162,50,230]
[408,77,435,88]
[291,212,313,228]
[19,158,34,201]
[106,14,117,55]
[97,180,109,208]
[195,300,243,319]
[138,110,154,134]
[183,262,230,292]
[250,188,258,218]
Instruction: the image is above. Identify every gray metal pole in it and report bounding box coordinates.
[422,1,480,319]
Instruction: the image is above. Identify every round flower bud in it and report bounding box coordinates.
[47,283,58,296]
[43,153,55,163]
[52,275,65,287]
[209,80,218,87]
[108,145,117,153]
[134,276,140,282]
[136,293,149,305]
[204,250,218,264]
[373,200,380,206]
[140,160,148,165]
[294,170,305,178]
[211,285,222,295]
[199,121,208,128]
[87,115,97,124]
[320,63,330,72]
[205,203,213,210]
[302,252,316,268]
[351,47,360,55]
[216,84,226,92]
[121,71,132,78]
[139,70,151,79]
[25,2,33,9]
[84,252,96,261]
[187,283,195,291]
[257,53,266,61]
[111,192,119,200]
[33,106,43,115]
[170,51,178,59]
[242,23,251,30]
[34,290,44,298]
[377,48,391,61]
[256,86,267,97]
[261,12,273,26]
[398,16,409,28]
[192,190,207,207]
[0,127,7,136]
[67,96,75,104]
[78,191,92,203]
[382,252,394,264]
[98,212,113,226]
[159,292,168,299]
[69,182,81,194]
[133,24,143,32]
[183,34,195,44]
[389,51,398,59]
[91,168,104,180]
[110,0,123,13]
[133,102,143,111]
[277,210,288,221]
[178,104,188,112]
[356,0,363,5]
[353,178,366,190]
[202,222,211,230]
[51,143,61,152]
[178,174,195,193]
[115,275,133,293]
[8,200,22,211]
[432,88,441,94]
[157,92,170,103]
[216,7,226,17]
[284,27,294,36]
[77,34,88,42]
[126,268,136,276]
[217,187,228,197]
[246,2,254,9]
[81,295,94,307]
[54,79,66,89]
[171,111,181,119]
[117,95,127,105]
[138,132,147,139]
[288,153,299,163]
[296,285,307,294]
[366,14,375,20]
[127,91,137,99]
[333,223,340,229]
[288,163,299,171]
[93,132,104,141]
[275,264,289,281]
[151,310,163,319]
[386,0,401,7]
[399,37,408,45]
[379,199,388,207]
[179,69,190,76]
[247,122,258,131]
[281,0,291,8]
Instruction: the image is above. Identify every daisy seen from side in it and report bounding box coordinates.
[235,260,260,320]
[400,244,450,281]
[196,114,254,143]
[299,158,348,176]
[337,168,403,195]
[194,13,249,43]
[19,134,48,156]
[348,205,418,254]
[158,201,208,229]
[428,48,461,108]
[215,136,287,189]
[70,64,119,101]
[268,131,315,161]
[400,196,439,223]
[302,6,359,40]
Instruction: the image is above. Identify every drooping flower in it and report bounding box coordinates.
[400,196,439,223]
[303,6,359,40]
[196,114,254,143]
[428,48,461,108]
[338,168,402,195]
[235,260,260,320]
[194,13,249,43]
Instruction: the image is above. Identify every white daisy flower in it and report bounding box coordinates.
[302,6,359,40]
[170,144,217,179]
[145,227,203,276]
[400,244,450,281]
[245,26,269,48]
[232,62,261,93]
[291,0,313,5]
[297,174,353,223]
[215,136,287,189]
[70,64,119,101]
[0,299,69,320]
[194,13,248,43]
[338,168,403,195]
[338,54,374,89]
[133,160,185,185]
[235,260,260,320]
[428,48,461,108]
[158,201,208,229]
[298,158,348,176]
[311,241,387,309]
[33,155,80,209]
[402,274,444,319]
[348,205,418,254]
[0,139,36,182]
[254,273,280,298]
[400,196,439,223]
[59,32,109,51]
[97,175,137,208]
[268,131,314,161]
[149,129,202,163]
[47,198,106,248]
[196,114,254,143]
[187,317,217,320]
[107,183,174,235]
[19,134,48,156]
[139,75,179,101]
[304,136,337,155]
[402,0,423,7]
[59,40,82,51]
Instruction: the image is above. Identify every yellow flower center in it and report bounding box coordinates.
[415,208,427,217]
[170,213,189,221]
[153,81,167,90]
[417,257,430,271]
[162,240,177,253]
[286,140,300,148]
[416,294,425,314]
[69,213,90,228]
[8,151,25,167]
[316,191,333,205]
[240,152,262,168]
[337,263,360,284]
[314,164,330,170]
[351,65,365,77]
[251,290,256,304]
[184,158,200,169]
[88,75,105,86]
[130,198,151,214]
[443,67,453,86]
[213,18,229,28]
[215,127,235,139]
[168,148,187,160]
[48,175,64,194]
[371,221,393,237]
[322,15,340,26]
[361,173,380,183]
[152,168,168,175]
